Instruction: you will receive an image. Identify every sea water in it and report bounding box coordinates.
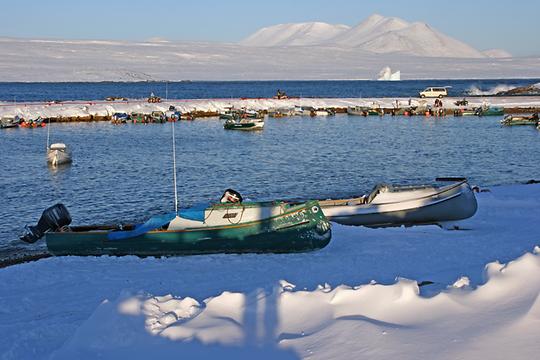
[1,113,539,259]
[1,79,539,102]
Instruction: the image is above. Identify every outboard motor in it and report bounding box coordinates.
[220,189,243,203]
[20,203,72,243]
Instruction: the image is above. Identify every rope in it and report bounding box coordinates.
[171,121,178,214]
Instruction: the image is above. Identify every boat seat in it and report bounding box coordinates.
[366,184,388,204]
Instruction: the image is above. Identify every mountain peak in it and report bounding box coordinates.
[240,15,508,58]
[240,21,350,47]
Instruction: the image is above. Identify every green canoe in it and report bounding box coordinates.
[44,200,331,256]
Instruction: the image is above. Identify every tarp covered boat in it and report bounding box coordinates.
[21,199,331,256]
[319,179,477,228]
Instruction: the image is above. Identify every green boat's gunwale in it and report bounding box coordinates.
[50,201,322,235]
[209,200,287,210]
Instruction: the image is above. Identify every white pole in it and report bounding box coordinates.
[46,119,50,149]
[171,120,179,214]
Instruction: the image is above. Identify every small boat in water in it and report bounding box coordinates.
[319,178,477,228]
[477,106,504,116]
[0,116,19,129]
[224,118,264,131]
[47,143,72,167]
[20,196,331,256]
[46,121,72,167]
[500,114,539,126]
[111,113,129,124]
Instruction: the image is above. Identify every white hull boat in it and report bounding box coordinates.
[47,143,72,166]
[320,179,477,228]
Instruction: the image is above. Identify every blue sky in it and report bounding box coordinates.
[1,0,539,56]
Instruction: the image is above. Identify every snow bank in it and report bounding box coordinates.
[52,250,540,359]
[2,95,540,120]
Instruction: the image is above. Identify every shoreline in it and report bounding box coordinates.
[2,96,540,122]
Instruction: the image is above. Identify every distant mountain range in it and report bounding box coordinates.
[241,14,511,59]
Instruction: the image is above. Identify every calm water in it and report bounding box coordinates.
[1,115,539,259]
[1,79,539,102]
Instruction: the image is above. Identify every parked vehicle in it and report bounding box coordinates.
[419,87,449,98]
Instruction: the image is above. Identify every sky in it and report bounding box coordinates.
[0,0,539,56]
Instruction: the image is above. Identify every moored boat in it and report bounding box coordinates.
[224,118,264,131]
[46,119,72,167]
[500,114,539,126]
[111,112,129,124]
[477,106,504,116]
[319,178,477,228]
[47,143,72,167]
[347,106,368,116]
[21,199,331,256]
[0,116,19,129]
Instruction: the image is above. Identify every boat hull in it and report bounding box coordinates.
[45,201,331,256]
[224,121,264,131]
[321,181,477,227]
[47,149,72,166]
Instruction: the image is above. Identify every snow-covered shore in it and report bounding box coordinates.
[1,96,540,119]
[1,184,539,359]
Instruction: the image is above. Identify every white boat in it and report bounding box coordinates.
[46,122,72,166]
[320,179,477,228]
[47,143,72,166]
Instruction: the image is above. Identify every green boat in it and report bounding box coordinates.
[477,106,504,116]
[500,114,539,126]
[224,118,264,131]
[21,199,331,256]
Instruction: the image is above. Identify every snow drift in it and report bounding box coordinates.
[51,248,540,359]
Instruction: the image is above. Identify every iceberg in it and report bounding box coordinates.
[377,66,401,81]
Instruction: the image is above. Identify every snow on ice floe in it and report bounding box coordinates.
[51,250,540,359]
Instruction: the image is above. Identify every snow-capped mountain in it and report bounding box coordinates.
[241,14,495,58]
[240,22,350,47]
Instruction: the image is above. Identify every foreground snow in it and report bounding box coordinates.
[1,184,539,359]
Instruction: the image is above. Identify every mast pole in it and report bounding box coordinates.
[46,119,50,149]
[171,120,179,214]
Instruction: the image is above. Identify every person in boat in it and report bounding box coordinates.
[532,113,539,121]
